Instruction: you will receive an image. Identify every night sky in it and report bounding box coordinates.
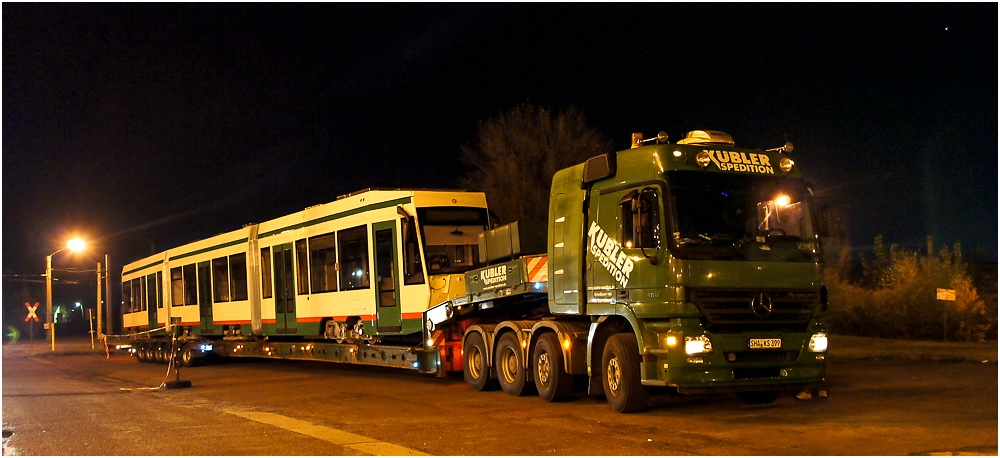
[3,3,997,280]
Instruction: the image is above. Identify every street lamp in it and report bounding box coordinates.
[46,238,85,351]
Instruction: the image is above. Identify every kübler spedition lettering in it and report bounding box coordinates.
[705,150,774,174]
[587,222,634,287]
[481,265,508,286]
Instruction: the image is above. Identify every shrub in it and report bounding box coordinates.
[826,236,994,341]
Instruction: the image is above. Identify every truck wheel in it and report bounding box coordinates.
[180,345,200,367]
[154,342,169,364]
[134,343,147,362]
[533,333,574,402]
[736,390,781,405]
[497,333,532,396]
[139,344,153,363]
[463,332,497,391]
[602,333,649,413]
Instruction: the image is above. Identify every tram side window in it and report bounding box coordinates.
[171,268,184,306]
[339,225,370,290]
[401,216,424,285]
[131,278,145,312]
[260,247,273,299]
[230,253,249,301]
[212,257,231,302]
[182,264,197,305]
[295,239,310,295]
[122,281,132,313]
[309,233,338,293]
[171,266,198,306]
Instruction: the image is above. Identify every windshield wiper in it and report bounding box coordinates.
[698,233,739,245]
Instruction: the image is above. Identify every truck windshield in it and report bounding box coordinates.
[417,207,489,274]
[666,171,820,262]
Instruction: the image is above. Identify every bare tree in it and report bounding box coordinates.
[460,104,612,224]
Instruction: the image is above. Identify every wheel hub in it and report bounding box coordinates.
[501,348,518,383]
[537,353,551,386]
[469,347,483,379]
[607,356,621,395]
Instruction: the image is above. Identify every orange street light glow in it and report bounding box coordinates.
[67,238,86,252]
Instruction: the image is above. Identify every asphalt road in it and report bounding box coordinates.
[2,346,997,456]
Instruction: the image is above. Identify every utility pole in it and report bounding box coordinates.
[97,261,104,339]
[105,254,113,336]
[46,254,54,351]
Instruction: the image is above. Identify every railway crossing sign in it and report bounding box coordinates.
[25,302,40,322]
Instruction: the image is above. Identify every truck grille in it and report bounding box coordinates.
[689,289,818,333]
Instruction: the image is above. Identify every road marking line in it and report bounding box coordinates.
[227,410,427,456]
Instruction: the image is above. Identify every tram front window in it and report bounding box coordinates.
[418,207,488,275]
[422,226,481,274]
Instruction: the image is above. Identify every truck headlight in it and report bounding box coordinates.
[808,332,828,352]
[684,335,713,355]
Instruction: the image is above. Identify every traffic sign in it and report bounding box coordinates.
[25,302,40,322]
[936,288,956,301]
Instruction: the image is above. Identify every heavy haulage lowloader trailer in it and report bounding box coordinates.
[122,129,829,413]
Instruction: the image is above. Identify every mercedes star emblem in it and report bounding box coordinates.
[751,293,773,318]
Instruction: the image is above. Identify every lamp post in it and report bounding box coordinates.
[46,238,85,351]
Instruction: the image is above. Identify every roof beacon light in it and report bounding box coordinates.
[676,130,734,146]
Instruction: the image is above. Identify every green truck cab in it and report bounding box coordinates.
[550,130,827,410]
[442,130,828,412]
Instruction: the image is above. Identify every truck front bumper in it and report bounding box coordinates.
[640,331,827,392]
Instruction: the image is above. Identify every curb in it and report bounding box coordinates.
[828,335,997,363]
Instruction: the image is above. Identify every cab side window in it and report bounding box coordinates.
[620,189,660,249]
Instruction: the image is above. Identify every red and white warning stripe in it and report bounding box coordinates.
[526,255,548,283]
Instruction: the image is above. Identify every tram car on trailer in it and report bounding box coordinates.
[121,189,489,358]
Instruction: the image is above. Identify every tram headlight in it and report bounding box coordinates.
[808,332,828,352]
[684,335,713,355]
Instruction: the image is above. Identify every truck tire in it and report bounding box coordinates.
[463,332,497,391]
[533,333,574,402]
[736,390,781,405]
[180,345,201,367]
[496,332,531,396]
[154,342,169,364]
[602,333,649,413]
[134,343,147,362]
[140,344,154,363]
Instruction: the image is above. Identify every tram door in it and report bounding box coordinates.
[146,274,157,327]
[198,262,214,334]
[273,243,297,334]
[373,221,402,333]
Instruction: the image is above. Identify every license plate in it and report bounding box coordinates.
[749,338,781,349]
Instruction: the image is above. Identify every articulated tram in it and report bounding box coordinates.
[120,189,489,344]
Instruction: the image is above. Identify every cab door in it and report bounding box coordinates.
[373,221,401,333]
[273,243,297,334]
